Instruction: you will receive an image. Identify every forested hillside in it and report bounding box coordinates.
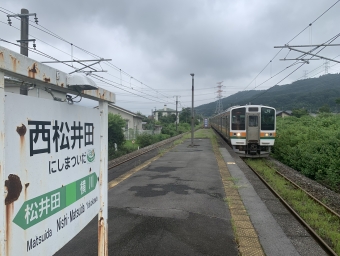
[195,73,340,117]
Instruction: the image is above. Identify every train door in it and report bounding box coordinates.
[246,112,260,154]
[225,114,229,137]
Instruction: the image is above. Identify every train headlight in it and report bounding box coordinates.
[265,133,269,137]
[237,133,241,136]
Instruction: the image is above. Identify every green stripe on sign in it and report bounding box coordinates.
[13,172,98,230]
[66,182,77,207]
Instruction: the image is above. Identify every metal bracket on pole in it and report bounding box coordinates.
[41,59,112,75]
[274,44,340,64]
[286,47,340,64]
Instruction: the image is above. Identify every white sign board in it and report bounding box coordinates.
[4,93,101,255]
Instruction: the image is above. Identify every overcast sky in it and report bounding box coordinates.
[1,0,340,116]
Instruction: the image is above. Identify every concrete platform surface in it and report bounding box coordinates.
[56,139,238,255]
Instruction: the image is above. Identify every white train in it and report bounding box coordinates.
[210,105,276,157]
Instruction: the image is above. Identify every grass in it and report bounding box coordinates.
[245,158,340,254]
[181,128,214,140]
[124,140,140,150]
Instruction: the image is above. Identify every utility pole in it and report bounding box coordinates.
[190,73,195,147]
[174,96,180,131]
[7,9,38,95]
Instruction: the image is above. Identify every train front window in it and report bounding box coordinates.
[249,116,258,127]
[232,108,245,130]
[261,107,275,130]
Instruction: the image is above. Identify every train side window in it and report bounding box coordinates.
[249,116,258,127]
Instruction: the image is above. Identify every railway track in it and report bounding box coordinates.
[212,128,340,255]
[245,160,339,256]
[108,133,184,169]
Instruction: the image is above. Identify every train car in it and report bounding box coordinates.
[203,118,209,128]
[210,105,276,157]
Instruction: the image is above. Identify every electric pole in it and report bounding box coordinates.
[174,96,180,131]
[190,73,194,147]
[7,8,38,95]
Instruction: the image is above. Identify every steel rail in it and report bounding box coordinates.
[212,128,338,255]
[245,161,338,256]
[265,161,340,219]
[108,133,185,170]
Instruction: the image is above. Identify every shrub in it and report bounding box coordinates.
[273,114,340,191]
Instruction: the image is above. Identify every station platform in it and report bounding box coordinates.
[56,137,325,256]
[106,138,298,255]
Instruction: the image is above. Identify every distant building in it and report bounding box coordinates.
[154,104,178,121]
[276,110,292,118]
[107,104,143,131]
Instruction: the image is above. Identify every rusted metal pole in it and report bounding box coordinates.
[98,101,108,256]
[0,71,6,256]
[20,9,29,95]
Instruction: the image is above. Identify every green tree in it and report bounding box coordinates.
[108,113,125,150]
[136,111,148,122]
[179,107,191,124]
[335,98,340,113]
[292,108,309,118]
[319,104,331,113]
[159,113,176,124]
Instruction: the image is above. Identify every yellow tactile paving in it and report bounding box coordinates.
[239,246,265,256]
[232,214,251,222]
[234,220,255,229]
[212,141,265,256]
[237,228,258,238]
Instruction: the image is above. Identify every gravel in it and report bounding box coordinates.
[268,157,340,216]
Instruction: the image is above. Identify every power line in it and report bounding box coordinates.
[248,31,340,102]
[241,0,340,93]
[0,6,173,100]
[90,75,171,104]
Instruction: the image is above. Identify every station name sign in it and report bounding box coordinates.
[5,93,101,255]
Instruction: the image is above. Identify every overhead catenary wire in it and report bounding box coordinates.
[0,37,174,105]
[248,31,340,102]
[2,4,339,111]
[90,74,172,104]
[0,6,172,100]
[90,73,172,103]
[240,0,340,95]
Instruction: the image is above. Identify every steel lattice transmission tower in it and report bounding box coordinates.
[215,81,224,114]
[324,60,330,74]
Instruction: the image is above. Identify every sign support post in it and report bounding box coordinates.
[0,71,5,256]
[98,101,108,255]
